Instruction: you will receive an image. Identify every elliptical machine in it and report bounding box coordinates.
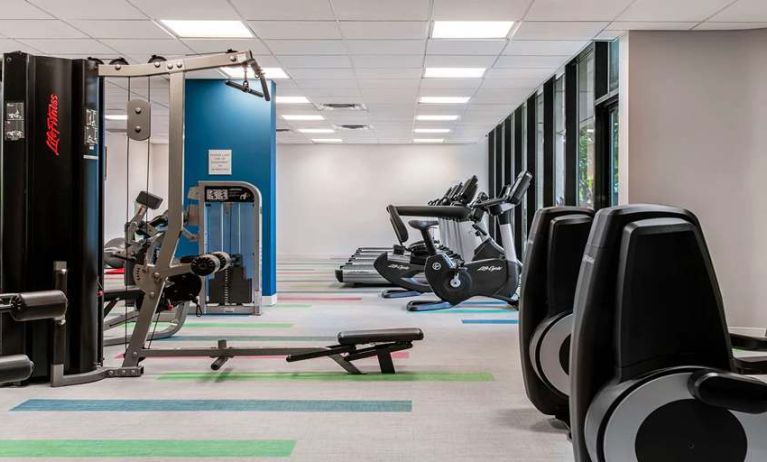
[415,171,533,311]
[518,206,593,423]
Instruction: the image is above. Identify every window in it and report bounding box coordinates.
[519,103,528,248]
[609,39,619,93]
[554,75,565,206]
[577,50,595,208]
[535,90,544,209]
[610,106,619,205]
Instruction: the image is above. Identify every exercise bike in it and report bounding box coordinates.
[414,171,533,311]
[375,176,502,300]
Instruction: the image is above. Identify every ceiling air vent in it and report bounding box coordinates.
[336,124,371,131]
[276,128,291,133]
[317,103,367,111]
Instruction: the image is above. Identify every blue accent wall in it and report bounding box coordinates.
[181,79,277,297]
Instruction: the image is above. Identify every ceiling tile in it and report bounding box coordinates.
[0,20,86,39]
[184,39,269,54]
[695,22,767,30]
[512,21,608,40]
[0,38,41,53]
[130,0,241,20]
[426,39,506,55]
[607,21,696,31]
[495,55,569,68]
[503,40,588,56]
[288,68,357,79]
[69,20,170,39]
[231,0,335,20]
[266,39,346,55]
[354,68,423,79]
[250,21,341,40]
[102,39,192,56]
[338,21,428,39]
[424,55,498,67]
[710,0,767,22]
[0,1,51,19]
[278,55,352,68]
[419,88,476,98]
[351,55,424,68]
[19,38,114,54]
[420,78,483,90]
[294,78,358,89]
[526,0,634,21]
[432,0,531,20]
[345,40,426,55]
[593,30,625,40]
[480,78,544,88]
[29,0,145,19]
[618,0,735,22]
[331,0,430,20]
[484,67,553,80]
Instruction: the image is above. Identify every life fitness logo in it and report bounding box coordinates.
[45,93,61,156]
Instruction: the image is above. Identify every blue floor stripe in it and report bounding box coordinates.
[458,301,511,306]
[160,335,336,342]
[13,399,412,413]
[462,319,519,325]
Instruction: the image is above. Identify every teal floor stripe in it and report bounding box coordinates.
[462,319,519,324]
[13,399,412,413]
[0,440,294,458]
[160,335,336,342]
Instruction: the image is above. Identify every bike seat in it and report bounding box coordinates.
[408,220,438,232]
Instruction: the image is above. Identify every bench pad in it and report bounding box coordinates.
[338,328,424,345]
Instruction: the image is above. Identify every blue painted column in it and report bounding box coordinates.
[181,79,277,301]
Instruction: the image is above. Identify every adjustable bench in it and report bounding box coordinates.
[287,328,424,374]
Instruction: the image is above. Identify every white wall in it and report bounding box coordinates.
[276,142,488,258]
[624,29,767,327]
[104,133,169,241]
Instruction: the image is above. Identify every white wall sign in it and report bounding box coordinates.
[208,149,232,175]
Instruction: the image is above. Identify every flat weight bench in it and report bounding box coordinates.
[286,328,424,374]
[0,355,34,386]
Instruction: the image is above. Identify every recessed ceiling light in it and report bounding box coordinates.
[424,68,486,78]
[419,96,471,104]
[313,138,343,143]
[298,128,335,134]
[282,114,325,121]
[220,67,289,79]
[416,115,460,121]
[105,114,128,121]
[414,138,445,143]
[161,20,253,39]
[414,128,451,133]
[276,96,310,104]
[432,21,514,39]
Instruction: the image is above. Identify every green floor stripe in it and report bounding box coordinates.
[127,322,293,329]
[0,440,294,458]
[158,371,494,382]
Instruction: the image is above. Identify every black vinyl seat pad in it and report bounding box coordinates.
[338,328,424,345]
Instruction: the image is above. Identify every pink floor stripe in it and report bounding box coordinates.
[115,351,409,360]
[279,296,363,302]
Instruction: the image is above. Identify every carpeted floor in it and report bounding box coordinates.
[0,258,573,461]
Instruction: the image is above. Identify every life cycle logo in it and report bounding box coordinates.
[388,264,410,271]
[477,265,503,272]
[431,262,442,271]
